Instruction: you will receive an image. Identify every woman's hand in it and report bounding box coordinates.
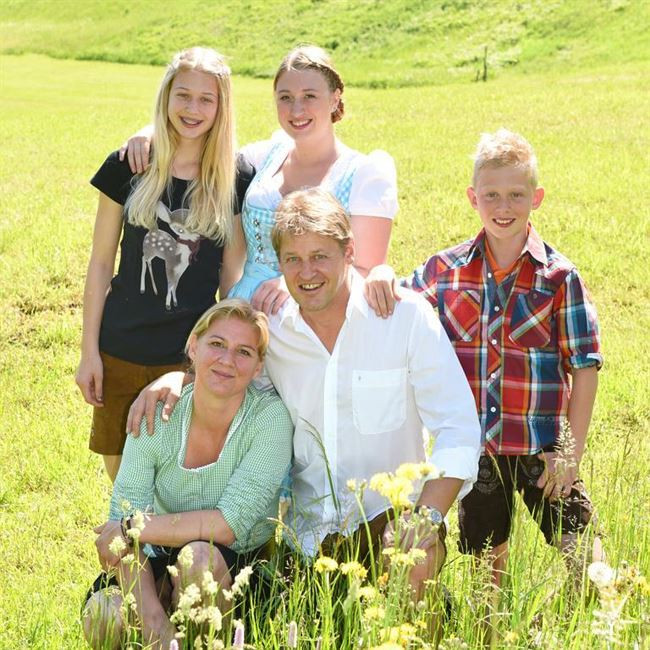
[364,264,401,318]
[126,371,189,436]
[251,276,290,315]
[94,520,127,571]
[76,351,104,407]
[118,125,154,174]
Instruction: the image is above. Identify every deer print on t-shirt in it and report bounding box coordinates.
[140,203,202,310]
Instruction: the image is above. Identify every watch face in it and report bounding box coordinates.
[428,508,444,526]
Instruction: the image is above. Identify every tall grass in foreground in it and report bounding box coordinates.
[0,54,649,647]
[82,463,648,649]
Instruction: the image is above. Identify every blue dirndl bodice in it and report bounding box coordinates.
[229,141,359,301]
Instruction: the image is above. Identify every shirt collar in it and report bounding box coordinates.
[346,268,370,319]
[467,224,548,267]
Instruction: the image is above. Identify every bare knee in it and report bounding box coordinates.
[171,542,232,604]
[82,591,124,650]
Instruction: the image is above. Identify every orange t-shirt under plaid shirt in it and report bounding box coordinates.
[403,225,603,455]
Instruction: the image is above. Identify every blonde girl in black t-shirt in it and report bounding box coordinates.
[76,47,249,481]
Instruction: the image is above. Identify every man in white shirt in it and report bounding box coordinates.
[265,188,480,594]
[129,188,480,599]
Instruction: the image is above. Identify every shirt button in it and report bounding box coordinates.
[490,406,497,413]
[494,306,500,312]
[490,372,497,379]
[487,272,493,278]
[491,338,498,345]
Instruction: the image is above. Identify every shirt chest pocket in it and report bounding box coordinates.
[439,289,481,342]
[509,290,555,348]
[352,368,407,435]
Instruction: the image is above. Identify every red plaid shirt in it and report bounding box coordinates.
[404,226,602,455]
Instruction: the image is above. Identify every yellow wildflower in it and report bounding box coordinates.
[204,606,222,631]
[131,510,146,531]
[233,565,253,589]
[108,535,126,556]
[369,473,414,509]
[340,561,368,580]
[408,548,427,563]
[177,545,194,569]
[177,583,201,613]
[358,585,378,600]
[314,556,338,573]
[123,593,136,612]
[363,605,386,621]
[386,551,415,567]
[369,643,402,650]
[381,622,418,644]
[202,570,219,596]
[395,463,422,481]
[503,631,518,644]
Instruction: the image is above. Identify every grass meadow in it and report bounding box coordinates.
[1,53,649,648]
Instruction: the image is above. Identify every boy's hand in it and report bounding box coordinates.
[536,451,579,501]
[364,264,401,318]
[126,371,188,436]
[251,276,290,315]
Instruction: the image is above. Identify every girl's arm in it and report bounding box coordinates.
[348,150,398,276]
[75,193,123,406]
[350,215,393,276]
[219,213,246,299]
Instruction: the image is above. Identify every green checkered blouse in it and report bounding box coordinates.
[109,384,293,554]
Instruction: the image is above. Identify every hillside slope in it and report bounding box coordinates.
[1,0,648,86]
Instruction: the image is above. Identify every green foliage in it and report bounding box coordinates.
[0,0,649,87]
[1,53,649,647]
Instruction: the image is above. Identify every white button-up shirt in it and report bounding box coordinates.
[262,271,481,555]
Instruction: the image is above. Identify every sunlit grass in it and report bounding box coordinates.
[1,54,649,647]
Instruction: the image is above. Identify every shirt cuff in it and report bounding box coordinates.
[568,352,603,370]
[429,445,481,501]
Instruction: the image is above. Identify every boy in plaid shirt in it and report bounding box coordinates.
[367,129,604,585]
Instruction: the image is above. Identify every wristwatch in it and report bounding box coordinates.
[414,505,446,536]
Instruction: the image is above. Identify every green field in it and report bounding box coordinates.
[1,10,649,648]
[1,0,649,87]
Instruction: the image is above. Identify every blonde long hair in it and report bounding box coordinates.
[125,47,236,242]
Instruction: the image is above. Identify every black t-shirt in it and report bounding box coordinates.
[90,151,254,365]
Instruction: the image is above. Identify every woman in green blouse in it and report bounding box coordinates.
[83,299,293,649]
